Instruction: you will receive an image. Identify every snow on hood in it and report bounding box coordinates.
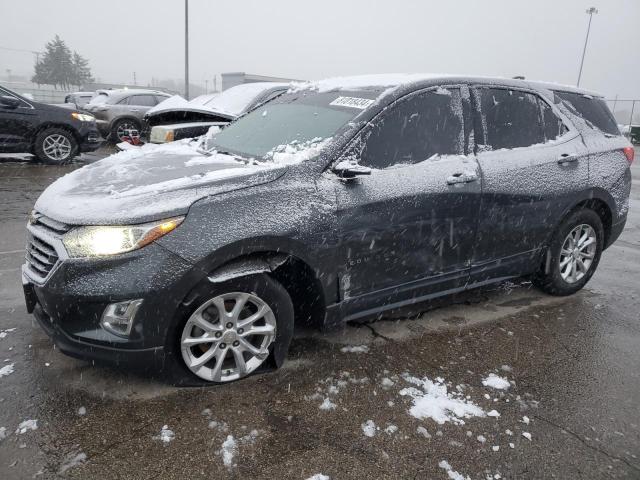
[147,82,288,119]
[35,138,329,225]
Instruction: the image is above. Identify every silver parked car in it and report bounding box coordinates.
[83,89,172,142]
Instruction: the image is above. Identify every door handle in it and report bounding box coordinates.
[130,109,139,112]
[557,153,578,164]
[447,171,478,185]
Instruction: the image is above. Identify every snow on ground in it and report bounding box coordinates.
[361,420,377,437]
[399,375,486,425]
[522,432,532,441]
[77,406,87,416]
[482,373,511,390]
[340,345,369,354]
[219,435,238,468]
[0,363,14,377]
[0,328,16,339]
[306,475,330,480]
[438,460,471,480]
[15,419,37,434]
[0,427,6,441]
[58,451,87,474]
[154,425,175,443]
[319,398,336,411]
[380,377,395,389]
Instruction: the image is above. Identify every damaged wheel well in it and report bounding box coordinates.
[206,253,326,329]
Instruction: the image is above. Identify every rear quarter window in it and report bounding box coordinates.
[554,92,619,136]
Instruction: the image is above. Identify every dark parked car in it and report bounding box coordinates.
[0,84,101,164]
[144,82,288,143]
[23,75,633,384]
[83,89,172,142]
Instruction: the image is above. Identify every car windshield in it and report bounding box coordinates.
[207,91,371,159]
[87,93,109,105]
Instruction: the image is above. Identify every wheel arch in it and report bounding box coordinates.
[559,189,615,248]
[30,123,81,150]
[180,237,335,331]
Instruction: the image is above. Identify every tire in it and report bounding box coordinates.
[532,209,604,296]
[110,118,141,143]
[163,273,294,386]
[33,127,78,165]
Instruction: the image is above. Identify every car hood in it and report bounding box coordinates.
[34,140,288,225]
[146,95,237,121]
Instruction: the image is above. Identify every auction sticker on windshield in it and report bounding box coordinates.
[329,96,375,109]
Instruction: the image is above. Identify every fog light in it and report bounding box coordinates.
[100,299,143,337]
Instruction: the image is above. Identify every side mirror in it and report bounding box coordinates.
[0,96,21,109]
[332,160,372,179]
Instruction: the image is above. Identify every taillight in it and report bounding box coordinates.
[623,146,634,164]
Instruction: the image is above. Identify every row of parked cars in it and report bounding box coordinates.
[0,82,289,164]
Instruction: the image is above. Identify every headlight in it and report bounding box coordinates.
[71,112,95,122]
[63,217,184,258]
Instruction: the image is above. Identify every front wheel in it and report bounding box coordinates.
[532,209,604,296]
[165,273,294,385]
[33,128,78,164]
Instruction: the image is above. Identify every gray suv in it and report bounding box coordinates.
[83,89,171,142]
[23,75,633,385]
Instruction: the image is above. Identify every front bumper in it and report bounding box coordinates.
[94,119,111,138]
[77,123,103,152]
[23,242,201,368]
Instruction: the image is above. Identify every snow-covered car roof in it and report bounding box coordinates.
[289,74,604,98]
[147,82,289,119]
[88,88,171,105]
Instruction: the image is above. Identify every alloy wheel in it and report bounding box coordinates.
[559,224,597,284]
[116,122,137,141]
[42,134,72,161]
[180,292,277,382]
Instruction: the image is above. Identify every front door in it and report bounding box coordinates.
[333,86,482,319]
[0,92,37,152]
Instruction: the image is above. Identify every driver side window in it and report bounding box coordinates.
[359,88,465,169]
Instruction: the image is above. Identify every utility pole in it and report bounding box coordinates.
[184,0,190,99]
[577,7,598,87]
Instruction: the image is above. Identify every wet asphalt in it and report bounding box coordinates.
[0,149,638,479]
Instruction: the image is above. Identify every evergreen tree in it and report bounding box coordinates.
[71,51,94,87]
[31,35,93,89]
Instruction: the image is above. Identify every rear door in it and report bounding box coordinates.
[334,86,482,318]
[469,86,589,283]
[126,94,158,119]
[0,88,38,152]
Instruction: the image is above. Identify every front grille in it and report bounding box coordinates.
[25,234,59,278]
[24,212,71,281]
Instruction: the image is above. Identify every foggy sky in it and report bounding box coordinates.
[1,0,638,99]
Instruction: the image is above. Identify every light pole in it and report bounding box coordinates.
[577,7,598,87]
[184,0,190,99]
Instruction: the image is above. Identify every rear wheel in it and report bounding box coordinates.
[111,118,141,142]
[533,209,604,296]
[165,273,294,385]
[33,128,78,164]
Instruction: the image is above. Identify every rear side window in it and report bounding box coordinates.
[554,92,619,136]
[476,88,544,150]
[359,88,464,169]
[128,95,157,107]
